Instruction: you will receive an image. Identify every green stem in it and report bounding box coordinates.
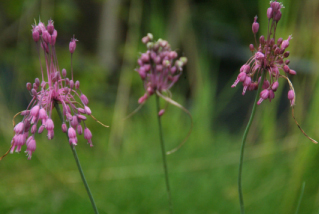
[54,101,99,214]
[238,72,266,214]
[155,95,173,214]
[294,182,305,214]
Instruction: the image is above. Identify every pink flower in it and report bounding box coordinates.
[135,34,187,104]
[9,19,95,159]
[231,0,296,106]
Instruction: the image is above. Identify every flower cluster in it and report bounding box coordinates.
[10,19,93,159]
[232,1,296,106]
[136,33,187,105]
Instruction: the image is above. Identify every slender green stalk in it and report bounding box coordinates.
[54,102,100,214]
[155,95,173,214]
[238,72,266,214]
[294,182,306,214]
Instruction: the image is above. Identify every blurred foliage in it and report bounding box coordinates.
[1,0,319,213]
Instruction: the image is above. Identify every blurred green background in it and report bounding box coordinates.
[1,0,319,213]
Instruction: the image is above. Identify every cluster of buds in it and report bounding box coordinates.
[136,33,187,106]
[232,1,296,106]
[10,19,94,159]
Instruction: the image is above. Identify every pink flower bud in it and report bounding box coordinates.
[288,90,295,106]
[252,16,259,34]
[142,36,150,44]
[242,76,252,95]
[84,106,91,115]
[138,67,146,80]
[70,115,78,127]
[77,108,86,114]
[249,44,254,52]
[62,68,67,77]
[77,124,83,135]
[68,127,76,139]
[26,82,32,90]
[42,30,51,44]
[32,28,40,42]
[26,136,36,159]
[262,80,270,89]
[255,52,264,60]
[158,109,165,116]
[273,10,282,21]
[62,123,67,133]
[81,94,89,105]
[45,118,54,131]
[238,72,246,82]
[169,51,178,59]
[271,81,279,91]
[47,130,54,140]
[257,89,270,105]
[21,110,30,116]
[170,66,177,74]
[39,108,47,120]
[283,51,290,58]
[77,115,87,121]
[50,29,57,45]
[281,35,292,49]
[283,65,290,73]
[289,69,296,75]
[14,122,25,134]
[47,20,54,35]
[75,80,80,89]
[84,127,93,145]
[69,80,74,89]
[138,94,148,104]
[267,7,273,19]
[30,105,40,118]
[69,36,78,54]
[259,35,265,44]
[31,88,37,97]
[38,125,45,134]
[268,90,275,102]
[141,53,150,62]
[69,137,78,146]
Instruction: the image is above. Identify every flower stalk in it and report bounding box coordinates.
[238,71,266,214]
[155,95,173,214]
[54,101,100,214]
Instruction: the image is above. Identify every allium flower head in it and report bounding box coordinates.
[231,1,317,144]
[136,33,187,105]
[232,0,295,106]
[9,19,94,159]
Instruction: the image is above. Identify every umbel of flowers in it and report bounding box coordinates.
[136,33,187,113]
[232,1,296,106]
[10,19,94,159]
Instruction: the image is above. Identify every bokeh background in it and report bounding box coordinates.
[1,0,319,213]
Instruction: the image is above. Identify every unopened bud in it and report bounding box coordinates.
[26,82,32,90]
[249,44,254,52]
[75,80,80,89]
[252,16,259,34]
[47,20,54,35]
[69,36,78,54]
[61,68,66,77]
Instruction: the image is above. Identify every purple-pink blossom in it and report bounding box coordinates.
[136,33,187,105]
[232,0,296,106]
[10,19,94,159]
